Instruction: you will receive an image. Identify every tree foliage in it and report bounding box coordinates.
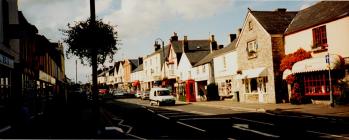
[280,48,311,72]
[61,18,119,65]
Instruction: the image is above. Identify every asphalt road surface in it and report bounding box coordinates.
[102,98,349,139]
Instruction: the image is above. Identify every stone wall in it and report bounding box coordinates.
[236,13,276,103]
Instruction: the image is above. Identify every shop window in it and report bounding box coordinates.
[303,73,340,96]
[247,40,257,59]
[250,78,258,93]
[312,25,327,50]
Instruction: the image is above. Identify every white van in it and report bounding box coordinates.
[149,87,176,106]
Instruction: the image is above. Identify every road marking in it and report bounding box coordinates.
[157,114,170,120]
[127,133,147,140]
[306,130,349,139]
[105,126,124,133]
[231,117,274,126]
[112,117,133,134]
[0,125,11,133]
[177,121,206,132]
[165,114,198,118]
[189,111,214,115]
[227,138,236,140]
[161,112,183,115]
[147,109,155,113]
[232,124,280,138]
[180,117,230,121]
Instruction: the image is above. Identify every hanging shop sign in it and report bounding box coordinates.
[0,53,14,69]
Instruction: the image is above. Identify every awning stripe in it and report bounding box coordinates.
[292,55,342,74]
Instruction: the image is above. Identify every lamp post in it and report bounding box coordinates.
[155,38,166,81]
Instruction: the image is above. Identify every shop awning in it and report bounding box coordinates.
[236,67,267,79]
[292,55,342,74]
[282,69,292,79]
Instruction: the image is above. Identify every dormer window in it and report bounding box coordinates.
[247,40,258,59]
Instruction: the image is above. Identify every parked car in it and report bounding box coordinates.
[149,88,175,106]
[98,89,108,95]
[140,91,150,100]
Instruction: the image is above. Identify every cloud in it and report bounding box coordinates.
[18,0,233,83]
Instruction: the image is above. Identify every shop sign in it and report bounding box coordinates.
[0,53,14,69]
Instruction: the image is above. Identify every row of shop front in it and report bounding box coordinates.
[107,55,348,104]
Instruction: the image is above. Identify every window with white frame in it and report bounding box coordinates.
[197,67,199,74]
[247,40,257,58]
[202,65,205,73]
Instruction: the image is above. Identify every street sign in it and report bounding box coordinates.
[325,54,330,64]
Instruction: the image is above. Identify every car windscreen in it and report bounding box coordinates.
[157,90,170,96]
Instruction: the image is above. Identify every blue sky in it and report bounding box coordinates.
[18,0,317,83]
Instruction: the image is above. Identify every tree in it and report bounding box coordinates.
[280,48,311,72]
[61,18,119,65]
[61,0,119,108]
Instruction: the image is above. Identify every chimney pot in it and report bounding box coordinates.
[229,34,236,42]
[171,32,178,42]
[211,35,215,42]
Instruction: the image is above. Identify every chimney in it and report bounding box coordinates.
[154,41,161,51]
[210,35,217,51]
[183,36,189,52]
[275,8,287,12]
[229,34,236,42]
[170,32,178,42]
[237,28,242,37]
[138,57,143,65]
[218,45,224,49]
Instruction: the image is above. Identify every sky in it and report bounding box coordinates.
[18,0,317,84]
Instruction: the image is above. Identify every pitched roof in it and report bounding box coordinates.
[251,10,297,34]
[170,40,211,63]
[194,39,237,67]
[186,51,211,65]
[114,61,120,73]
[132,64,143,73]
[147,45,170,68]
[129,59,140,71]
[285,1,349,35]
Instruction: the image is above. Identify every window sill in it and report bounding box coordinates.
[311,47,328,53]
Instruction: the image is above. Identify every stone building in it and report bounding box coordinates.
[236,8,297,103]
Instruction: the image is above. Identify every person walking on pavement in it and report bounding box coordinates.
[199,89,206,101]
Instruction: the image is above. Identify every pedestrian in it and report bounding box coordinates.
[199,89,205,101]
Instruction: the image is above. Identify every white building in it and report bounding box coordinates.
[284,1,349,100]
[212,37,238,100]
[177,36,211,102]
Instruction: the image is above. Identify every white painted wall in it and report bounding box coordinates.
[285,16,349,57]
[192,64,210,82]
[213,51,238,78]
[177,53,193,81]
[144,53,162,82]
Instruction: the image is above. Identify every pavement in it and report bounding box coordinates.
[178,99,349,118]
